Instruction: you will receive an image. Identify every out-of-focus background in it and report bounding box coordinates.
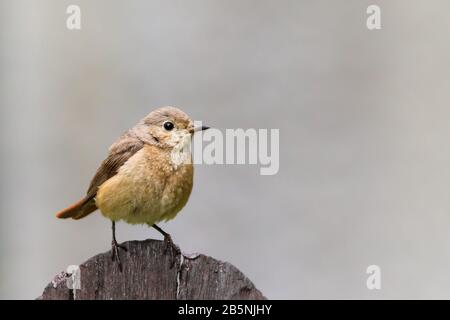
[1,0,450,299]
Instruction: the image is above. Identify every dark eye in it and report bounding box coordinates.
[163,121,174,131]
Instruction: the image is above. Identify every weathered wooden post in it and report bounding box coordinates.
[38,239,265,300]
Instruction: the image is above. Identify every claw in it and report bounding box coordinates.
[163,234,180,269]
[111,240,127,272]
[151,224,181,269]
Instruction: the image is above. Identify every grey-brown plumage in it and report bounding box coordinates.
[56,106,209,270]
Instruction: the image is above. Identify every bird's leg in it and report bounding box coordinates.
[111,220,127,271]
[152,224,180,268]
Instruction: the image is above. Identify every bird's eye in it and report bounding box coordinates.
[163,121,174,131]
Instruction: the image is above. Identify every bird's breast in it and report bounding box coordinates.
[95,144,193,225]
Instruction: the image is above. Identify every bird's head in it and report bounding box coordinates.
[138,106,209,149]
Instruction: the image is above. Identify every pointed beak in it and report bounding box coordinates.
[192,125,210,133]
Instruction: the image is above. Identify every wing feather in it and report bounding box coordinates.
[86,131,145,199]
[56,131,145,219]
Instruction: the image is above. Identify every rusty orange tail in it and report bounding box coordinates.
[56,197,97,220]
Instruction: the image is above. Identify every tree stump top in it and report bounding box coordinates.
[38,239,266,300]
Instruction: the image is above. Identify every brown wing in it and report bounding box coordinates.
[86,132,145,199]
[56,131,144,220]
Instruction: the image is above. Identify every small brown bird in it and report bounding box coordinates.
[56,106,209,270]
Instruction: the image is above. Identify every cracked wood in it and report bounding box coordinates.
[37,239,266,300]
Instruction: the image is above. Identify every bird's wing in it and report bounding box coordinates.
[56,131,145,220]
[86,132,145,199]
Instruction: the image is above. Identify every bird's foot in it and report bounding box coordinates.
[163,233,180,269]
[111,239,128,272]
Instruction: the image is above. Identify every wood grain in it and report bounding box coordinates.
[37,239,265,300]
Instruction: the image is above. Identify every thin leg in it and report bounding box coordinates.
[152,224,180,268]
[111,221,127,271]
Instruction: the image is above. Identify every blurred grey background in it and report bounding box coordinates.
[1,0,450,299]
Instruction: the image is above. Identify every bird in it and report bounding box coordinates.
[56,106,209,270]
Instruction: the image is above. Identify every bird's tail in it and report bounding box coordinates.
[56,197,97,220]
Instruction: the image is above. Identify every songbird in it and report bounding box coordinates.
[56,106,209,270]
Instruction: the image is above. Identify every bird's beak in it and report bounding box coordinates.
[192,125,210,133]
